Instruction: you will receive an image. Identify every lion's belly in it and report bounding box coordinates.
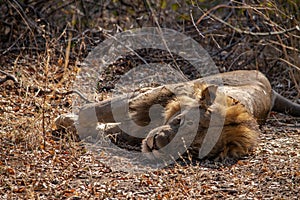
[218,85,272,123]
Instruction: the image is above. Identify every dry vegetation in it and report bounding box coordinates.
[0,0,299,199]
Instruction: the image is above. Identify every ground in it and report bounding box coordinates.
[0,0,299,199]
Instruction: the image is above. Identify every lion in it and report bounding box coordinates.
[57,70,300,161]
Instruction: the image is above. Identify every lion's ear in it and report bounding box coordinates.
[199,84,218,106]
[194,83,218,105]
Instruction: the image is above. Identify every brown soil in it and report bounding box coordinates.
[0,1,299,199]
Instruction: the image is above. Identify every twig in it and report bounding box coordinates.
[278,58,300,71]
[227,50,252,71]
[211,34,246,57]
[196,3,300,37]
[190,9,204,38]
[33,88,93,103]
[0,70,18,84]
[267,40,300,53]
[8,0,38,47]
[2,32,25,55]
[64,90,93,103]
[196,3,274,25]
[1,47,45,54]
[206,11,299,36]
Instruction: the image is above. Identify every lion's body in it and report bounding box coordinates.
[141,80,262,160]
[57,70,300,161]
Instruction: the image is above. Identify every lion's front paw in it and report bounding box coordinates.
[142,125,175,153]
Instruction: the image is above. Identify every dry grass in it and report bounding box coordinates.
[0,0,299,199]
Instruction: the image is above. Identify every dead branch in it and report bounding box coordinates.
[196,3,300,37]
[34,88,92,103]
[190,9,204,38]
[212,13,300,36]
[0,69,18,84]
[277,58,300,71]
[62,90,93,103]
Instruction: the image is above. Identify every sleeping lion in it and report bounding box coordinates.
[57,70,300,161]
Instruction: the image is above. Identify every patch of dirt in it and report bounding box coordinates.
[0,0,299,199]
